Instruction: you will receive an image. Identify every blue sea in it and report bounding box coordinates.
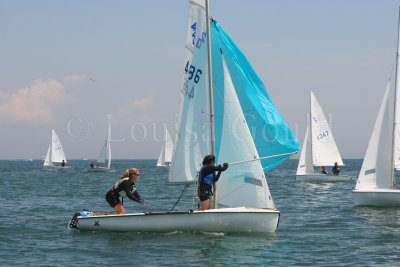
[1,159,400,266]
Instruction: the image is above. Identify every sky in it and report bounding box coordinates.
[1,0,400,160]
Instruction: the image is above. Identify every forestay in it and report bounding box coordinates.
[169,0,211,183]
[310,92,343,166]
[356,82,393,189]
[216,55,274,209]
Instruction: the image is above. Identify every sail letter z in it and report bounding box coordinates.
[365,169,376,175]
[244,176,262,187]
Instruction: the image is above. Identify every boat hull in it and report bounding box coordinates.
[70,207,280,233]
[353,189,400,206]
[296,174,355,182]
[44,165,70,170]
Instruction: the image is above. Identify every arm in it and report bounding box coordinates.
[121,181,142,203]
[213,163,229,182]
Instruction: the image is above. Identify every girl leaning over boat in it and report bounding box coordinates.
[105,168,144,214]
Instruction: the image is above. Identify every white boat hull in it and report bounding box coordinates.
[44,165,70,170]
[353,189,400,206]
[296,174,355,182]
[69,207,280,233]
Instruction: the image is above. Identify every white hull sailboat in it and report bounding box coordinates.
[43,129,69,169]
[156,128,173,167]
[353,10,400,206]
[70,207,279,233]
[296,92,354,182]
[69,0,298,233]
[89,114,112,172]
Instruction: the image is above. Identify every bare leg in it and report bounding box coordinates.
[114,203,126,214]
[201,199,210,210]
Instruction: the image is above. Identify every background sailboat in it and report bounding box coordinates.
[70,0,298,233]
[89,114,112,172]
[156,128,173,167]
[43,129,68,169]
[296,92,354,182]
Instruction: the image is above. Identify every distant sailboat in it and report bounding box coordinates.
[89,114,112,172]
[43,129,68,169]
[296,92,354,182]
[157,128,173,167]
[353,9,400,206]
[69,0,298,233]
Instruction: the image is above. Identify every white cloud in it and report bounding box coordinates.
[0,79,66,123]
[63,74,88,85]
[114,95,155,124]
[0,74,89,124]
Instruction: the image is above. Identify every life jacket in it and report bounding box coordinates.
[199,166,215,188]
[113,177,133,197]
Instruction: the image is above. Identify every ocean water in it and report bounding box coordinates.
[1,159,400,266]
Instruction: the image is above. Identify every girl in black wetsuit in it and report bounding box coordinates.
[198,155,228,210]
[105,168,143,214]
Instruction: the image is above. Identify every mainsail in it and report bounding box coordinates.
[51,129,67,164]
[169,0,210,183]
[356,83,393,190]
[95,114,112,169]
[310,92,343,166]
[158,128,173,166]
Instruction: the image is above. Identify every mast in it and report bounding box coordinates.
[205,0,217,208]
[107,114,112,169]
[390,7,400,187]
[309,92,314,169]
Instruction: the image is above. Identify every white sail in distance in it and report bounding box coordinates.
[310,92,343,166]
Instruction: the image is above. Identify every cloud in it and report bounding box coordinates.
[63,74,88,85]
[114,95,155,124]
[0,79,66,123]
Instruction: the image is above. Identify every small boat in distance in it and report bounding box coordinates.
[353,8,400,206]
[157,128,173,167]
[89,114,112,172]
[296,92,354,182]
[43,129,69,169]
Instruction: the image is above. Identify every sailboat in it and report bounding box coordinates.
[89,114,112,172]
[156,128,173,167]
[296,92,354,182]
[353,9,400,206]
[43,129,69,169]
[69,0,298,233]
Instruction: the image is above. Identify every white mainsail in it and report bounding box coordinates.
[216,55,274,209]
[51,129,67,164]
[157,128,173,166]
[95,114,112,169]
[310,92,343,167]
[296,121,314,175]
[169,0,210,183]
[356,82,393,190]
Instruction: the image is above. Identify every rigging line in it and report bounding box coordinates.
[228,152,297,166]
[170,184,190,211]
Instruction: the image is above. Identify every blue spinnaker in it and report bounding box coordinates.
[211,21,299,172]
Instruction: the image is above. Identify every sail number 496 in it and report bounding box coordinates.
[185,61,202,84]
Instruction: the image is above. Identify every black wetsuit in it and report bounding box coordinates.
[332,166,340,176]
[105,178,142,208]
[198,164,228,201]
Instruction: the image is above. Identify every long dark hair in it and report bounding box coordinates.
[202,155,215,165]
